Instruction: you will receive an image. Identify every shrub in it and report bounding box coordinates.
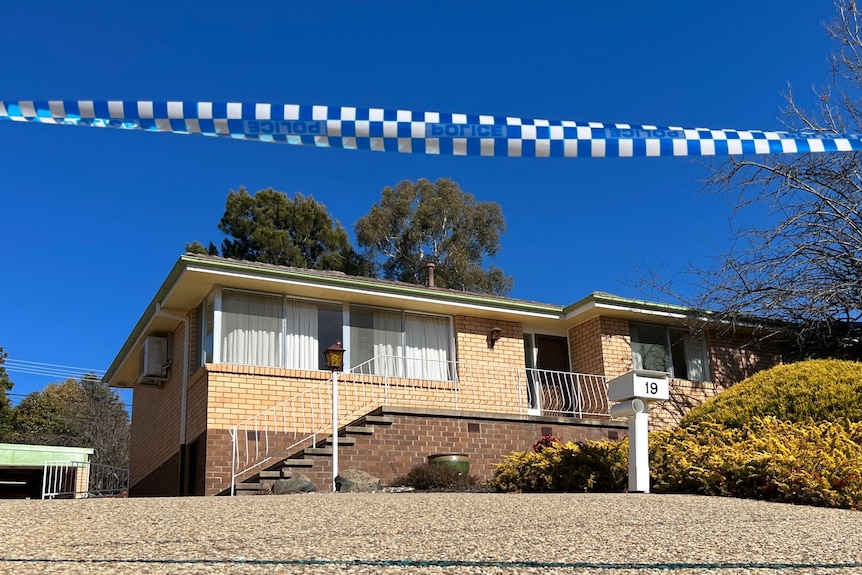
[650,417,862,509]
[391,463,478,491]
[682,359,862,429]
[490,439,628,493]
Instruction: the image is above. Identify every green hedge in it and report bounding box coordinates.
[682,359,862,429]
[650,417,862,509]
[491,361,862,509]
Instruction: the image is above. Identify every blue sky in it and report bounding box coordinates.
[0,1,839,406]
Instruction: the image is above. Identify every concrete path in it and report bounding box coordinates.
[1,493,860,574]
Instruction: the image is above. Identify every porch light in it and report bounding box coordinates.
[324,341,345,372]
[325,341,346,493]
[487,327,503,349]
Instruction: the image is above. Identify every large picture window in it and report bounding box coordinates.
[202,288,453,378]
[349,305,453,380]
[630,323,708,382]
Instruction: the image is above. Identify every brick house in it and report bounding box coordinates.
[103,254,781,496]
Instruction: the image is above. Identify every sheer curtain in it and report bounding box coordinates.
[221,290,283,367]
[374,309,403,377]
[285,299,318,370]
[683,335,706,381]
[405,314,451,381]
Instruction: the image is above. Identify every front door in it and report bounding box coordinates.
[524,334,571,413]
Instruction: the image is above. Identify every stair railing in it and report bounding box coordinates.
[230,356,609,494]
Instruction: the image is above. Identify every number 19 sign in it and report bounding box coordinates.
[607,369,670,402]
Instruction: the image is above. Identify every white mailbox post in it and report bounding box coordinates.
[607,369,669,493]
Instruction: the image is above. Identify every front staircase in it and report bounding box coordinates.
[230,412,395,495]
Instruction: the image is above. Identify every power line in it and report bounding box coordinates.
[4,358,106,381]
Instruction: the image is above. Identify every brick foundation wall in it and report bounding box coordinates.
[129,451,180,497]
[348,409,625,487]
[214,407,626,495]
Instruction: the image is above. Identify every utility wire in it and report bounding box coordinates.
[4,358,106,381]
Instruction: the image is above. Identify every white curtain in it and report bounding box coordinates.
[683,335,706,381]
[374,309,403,377]
[285,299,318,370]
[405,314,451,381]
[221,290,283,367]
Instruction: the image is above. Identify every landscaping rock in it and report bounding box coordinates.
[272,474,316,494]
[336,468,382,493]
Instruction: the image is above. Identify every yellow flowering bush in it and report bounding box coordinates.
[650,417,862,509]
[682,359,862,429]
[490,438,628,493]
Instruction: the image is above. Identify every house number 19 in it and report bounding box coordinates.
[645,381,659,395]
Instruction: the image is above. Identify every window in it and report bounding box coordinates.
[222,290,283,367]
[200,288,452,377]
[630,323,708,381]
[349,305,452,380]
[197,292,215,367]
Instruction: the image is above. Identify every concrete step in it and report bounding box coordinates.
[363,415,395,426]
[259,470,285,480]
[324,436,355,447]
[304,447,333,456]
[234,482,266,495]
[282,458,314,467]
[343,425,374,435]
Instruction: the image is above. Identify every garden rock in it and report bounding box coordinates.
[336,469,382,492]
[272,474,316,494]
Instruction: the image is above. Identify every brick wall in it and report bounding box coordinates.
[707,330,782,387]
[218,407,627,495]
[128,320,187,495]
[453,316,526,410]
[568,317,633,377]
[569,317,604,375]
[454,316,524,368]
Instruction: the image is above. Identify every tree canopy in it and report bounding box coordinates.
[6,375,129,468]
[662,1,862,359]
[0,347,13,440]
[355,178,513,295]
[187,187,370,276]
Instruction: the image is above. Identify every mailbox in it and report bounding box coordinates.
[606,370,670,494]
[607,369,669,402]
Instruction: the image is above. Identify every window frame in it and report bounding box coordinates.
[629,322,709,382]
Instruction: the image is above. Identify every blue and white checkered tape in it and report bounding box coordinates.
[2,99,861,157]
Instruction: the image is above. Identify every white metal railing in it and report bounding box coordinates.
[229,380,331,495]
[229,356,609,494]
[524,368,609,418]
[41,461,129,499]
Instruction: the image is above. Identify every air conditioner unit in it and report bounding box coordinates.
[138,336,169,385]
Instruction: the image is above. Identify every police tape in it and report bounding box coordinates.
[2,99,861,158]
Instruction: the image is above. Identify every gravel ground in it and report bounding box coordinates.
[0,493,860,574]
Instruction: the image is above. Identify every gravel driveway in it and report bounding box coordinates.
[1,493,860,574]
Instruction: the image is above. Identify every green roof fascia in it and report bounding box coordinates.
[0,443,93,466]
[562,292,711,319]
[184,255,566,316]
[104,254,566,385]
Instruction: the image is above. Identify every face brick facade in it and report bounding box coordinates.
[107,255,783,496]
